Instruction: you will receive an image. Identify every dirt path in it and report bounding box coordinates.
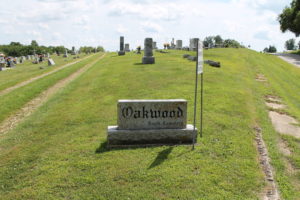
[255,126,281,200]
[0,54,105,136]
[275,53,300,68]
[0,54,94,97]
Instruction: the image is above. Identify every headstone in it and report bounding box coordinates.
[152,41,157,49]
[142,38,155,64]
[118,36,125,56]
[183,54,190,58]
[0,58,5,70]
[189,38,198,51]
[136,46,141,54]
[205,60,221,68]
[9,60,15,67]
[171,38,175,49]
[176,40,183,49]
[48,58,55,66]
[63,50,68,58]
[188,56,197,61]
[125,43,130,52]
[107,99,197,146]
[14,57,19,64]
[71,47,76,55]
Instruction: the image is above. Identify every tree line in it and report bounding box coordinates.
[203,35,245,48]
[0,40,105,57]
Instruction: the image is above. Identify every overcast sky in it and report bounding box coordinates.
[0,0,296,52]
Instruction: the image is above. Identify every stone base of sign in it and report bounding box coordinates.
[107,124,197,146]
[118,51,125,56]
[142,56,155,64]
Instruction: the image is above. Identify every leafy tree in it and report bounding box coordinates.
[96,46,105,52]
[263,45,277,53]
[31,40,39,47]
[203,36,214,48]
[278,0,300,36]
[223,39,241,48]
[269,45,277,53]
[214,35,223,46]
[263,47,269,53]
[285,38,296,50]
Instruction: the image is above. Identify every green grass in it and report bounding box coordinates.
[0,49,300,199]
[0,53,101,124]
[0,54,90,91]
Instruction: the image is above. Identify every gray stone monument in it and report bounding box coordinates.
[107,99,197,147]
[176,40,183,49]
[118,36,125,56]
[48,59,55,66]
[63,49,68,58]
[152,41,157,49]
[125,43,130,52]
[171,38,175,49]
[189,38,198,51]
[142,38,155,64]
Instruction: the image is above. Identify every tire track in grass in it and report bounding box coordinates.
[0,54,106,136]
[0,54,94,97]
[255,126,281,200]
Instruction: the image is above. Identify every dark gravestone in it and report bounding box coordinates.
[205,60,221,68]
[136,46,141,54]
[188,56,197,61]
[118,36,125,56]
[142,38,155,64]
[183,54,190,58]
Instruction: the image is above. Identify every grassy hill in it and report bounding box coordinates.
[0,49,299,199]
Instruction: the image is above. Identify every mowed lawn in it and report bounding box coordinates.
[0,53,90,91]
[0,49,299,199]
[0,53,101,124]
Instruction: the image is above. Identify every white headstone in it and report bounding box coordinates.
[48,59,55,66]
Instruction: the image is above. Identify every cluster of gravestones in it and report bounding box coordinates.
[116,36,221,66]
[118,36,155,64]
[0,55,34,71]
[0,52,57,72]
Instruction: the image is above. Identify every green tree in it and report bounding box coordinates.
[214,35,223,46]
[31,40,39,47]
[203,36,214,48]
[263,45,277,53]
[223,39,241,48]
[278,0,300,36]
[285,38,296,50]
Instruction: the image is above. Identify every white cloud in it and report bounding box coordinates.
[141,22,163,33]
[0,0,296,51]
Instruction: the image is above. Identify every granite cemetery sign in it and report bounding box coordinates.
[107,100,197,147]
